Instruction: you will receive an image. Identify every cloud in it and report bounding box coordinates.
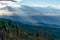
[0,3,7,8]
[0,0,21,2]
[0,0,21,8]
[52,5,60,9]
[42,14,60,16]
[28,4,60,9]
[14,0,21,2]
[0,10,13,16]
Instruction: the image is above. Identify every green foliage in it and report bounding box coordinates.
[0,19,51,40]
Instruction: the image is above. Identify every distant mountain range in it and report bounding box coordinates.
[0,5,60,28]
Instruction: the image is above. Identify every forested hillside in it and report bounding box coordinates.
[0,19,43,40]
[0,18,53,40]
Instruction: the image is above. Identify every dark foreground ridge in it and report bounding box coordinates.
[0,18,60,40]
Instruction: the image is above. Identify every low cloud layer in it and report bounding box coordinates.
[0,10,13,16]
[27,4,60,9]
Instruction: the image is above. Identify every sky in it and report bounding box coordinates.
[0,0,60,9]
[21,0,60,9]
[22,0,60,5]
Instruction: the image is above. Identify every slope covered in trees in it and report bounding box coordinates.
[0,18,42,40]
[0,18,58,40]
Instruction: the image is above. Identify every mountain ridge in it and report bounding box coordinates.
[0,5,60,28]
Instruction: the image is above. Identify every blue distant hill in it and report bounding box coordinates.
[0,5,60,27]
